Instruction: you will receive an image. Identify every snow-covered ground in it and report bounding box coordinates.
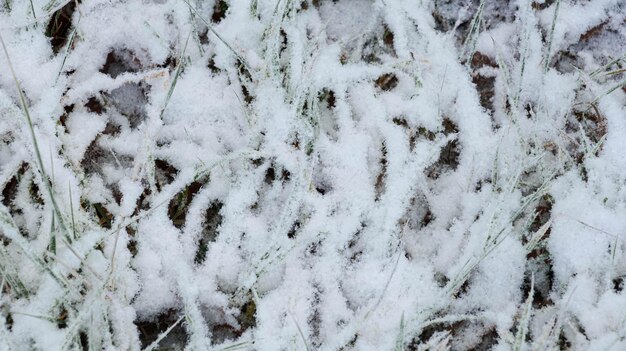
[0,0,624,350]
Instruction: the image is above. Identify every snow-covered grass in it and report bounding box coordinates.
[0,0,624,350]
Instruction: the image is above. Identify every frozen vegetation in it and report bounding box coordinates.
[0,0,625,350]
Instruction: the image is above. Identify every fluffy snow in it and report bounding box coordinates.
[0,0,624,350]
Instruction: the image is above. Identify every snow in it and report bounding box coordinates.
[0,0,625,350]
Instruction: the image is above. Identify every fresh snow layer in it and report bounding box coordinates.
[0,0,625,350]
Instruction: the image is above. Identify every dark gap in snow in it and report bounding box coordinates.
[210,323,239,345]
[45,0,77,54]
[524,103,535,120]
[362,23,397,61]
[112,183,123,205]
[105,83,149,129]
[81,138,132,176]
[313,179,331,196]
[194,201,223,265]
[4,313,12,332]
[198,28,210,46]
[392,117,409,128]
[1,164,28,239]
[239,299,257,330]
[361,37,382,64]
[552,50,579,74]
[573,318,589,341]
[431,10,451,33]
[559,318,589,349]
[432,2,473,37]
[470,52,497,113]
[528,195,553,235]
[414,319,496,350]
[168,181,203,229]
[85,96,104,114]
[207,57,220,74]
[92,203,113,229]
[291,132,313,156]
[287,220,301,239]
[312,161,333,195]
[613,277,624,293]
[343,224,366,266]
[249,200,259,213]
[338,334,358,350]
[474,179,486,192]
[237,59,252,82]
[210,301,256,348]
[154,159,178,192]
[531,0,555,11]
[100,50,142,78]
[79,331,89,350]
[394,118,418,152]
[434,272,448,288]
[241,84,254,104]
[3,170,45,240]
[210,298,257,342]
[308,285,323,348]
[453,278,470,299]
[426,139,461,179]
[468,327,499,351]
[155,138,171,148]
[553,19,620,73]
[136,310,187,349]
[126,226,138,257]
[382,25,394,52]
[375,73,399,91]
[135,192,151,213]
[400,195,432,240]
[28,180,44,206]
[411,127,434,151]
[417,127,437,142]
[251,157,264,167]
[159,56,177,71]
[56,306,68,329]
[421,209,434,228]
[349,248,363,265]
[100,50,149,128]
[1,164,25,209]
[404,250,412,260]
[580,21,608,42]
[374,143,387,201]
[434,0,518,42]
[281,169,291,182]
[264,164,291,184]
[319,89,336,109]
[523,257,555,309]
[279,28,288,56]
[102,122,121,136]
[572,108,607,146]
[212,0,229,23]
[306,239,323,257]
[558,330,572,349]
[58,104,74,129]
[264,166,276,184]
[411,318,465,349]
[426,120,460,179]
[441,118,459,135]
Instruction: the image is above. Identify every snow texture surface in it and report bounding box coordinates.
[0,0,624,350]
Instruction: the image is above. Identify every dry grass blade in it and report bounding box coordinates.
[142,315,185,351]
[181,0,252,74]
[0,30,71,238]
